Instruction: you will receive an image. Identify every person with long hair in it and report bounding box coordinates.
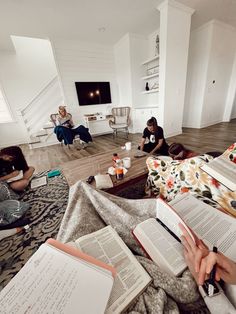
[168,142,198,160]
[54,106,92,146]
[0,146,35,191]
[139,117,169,155]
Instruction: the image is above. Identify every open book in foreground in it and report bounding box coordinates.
[200,155,236,191]
[70,226,151,314]
[0,238,115,314]
[133,193,236,276]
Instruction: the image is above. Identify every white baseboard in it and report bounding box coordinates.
[166,129,182,138]
[0,139,28,148]
[200,119,222,128]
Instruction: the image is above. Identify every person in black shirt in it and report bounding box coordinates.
[139,117,169,155]
[0,146,35,191]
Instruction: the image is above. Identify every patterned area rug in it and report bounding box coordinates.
[0,172,69,290]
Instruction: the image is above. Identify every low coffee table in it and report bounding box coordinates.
[60,148,149,192]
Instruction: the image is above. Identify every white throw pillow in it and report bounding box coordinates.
[95,174,113,189]
[115,116,127,124]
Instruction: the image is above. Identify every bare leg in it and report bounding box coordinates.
[10,179,29,192]
[9,167,34,191]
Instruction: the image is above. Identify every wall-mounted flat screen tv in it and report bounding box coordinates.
[75,82,112,106]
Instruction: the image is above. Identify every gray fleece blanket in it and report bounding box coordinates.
[57,181,208,314]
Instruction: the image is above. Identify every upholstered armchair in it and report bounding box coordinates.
[109,106,130,138]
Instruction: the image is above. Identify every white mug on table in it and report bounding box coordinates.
[123,157,131,169]
[125,142,131,150]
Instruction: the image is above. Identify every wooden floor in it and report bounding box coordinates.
[21,119,236,173]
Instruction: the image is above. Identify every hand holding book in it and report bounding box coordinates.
[179,223,209,282]
[180,223,236,286]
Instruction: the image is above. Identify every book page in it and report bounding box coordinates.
[156,198,195,243]
[0,243,113,314]
[170,193,236,261]
[133,218,186,276]
[201,156,236,191]
[75,226,151,314]
[31,176,47,189]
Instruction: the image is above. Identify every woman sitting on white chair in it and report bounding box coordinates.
[53,106,92,147]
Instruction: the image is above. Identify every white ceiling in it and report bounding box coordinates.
[0,0,236,50]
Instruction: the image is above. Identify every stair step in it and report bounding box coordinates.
[43,125,54,130]
[29,139,41,145]
[35,133,47,138]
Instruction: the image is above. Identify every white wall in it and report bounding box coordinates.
[129,34,148,110]
[52,38,119,124]
[158,0,193,136]
[201,21,236,127]
[231,93,236,119]
[183,23,212,127]
[113,34,132,106]
[224,52,236,121]
[183,20,236,128]
[0,36,58,147]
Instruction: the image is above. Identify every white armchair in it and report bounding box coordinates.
[109,107,130,138]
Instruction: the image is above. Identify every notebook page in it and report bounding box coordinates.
[0,243,113,314]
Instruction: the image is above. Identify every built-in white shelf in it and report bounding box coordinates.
[141,89,159,94]
[141,73,159,80]
[141,55,159,65]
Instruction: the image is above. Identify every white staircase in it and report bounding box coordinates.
[17,76,64,148]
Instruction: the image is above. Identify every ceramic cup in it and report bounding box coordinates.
[108,166,116,176]
[125,142,132,150]
[123,157,131,169]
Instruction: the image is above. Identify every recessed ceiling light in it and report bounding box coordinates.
[98,27,106,32]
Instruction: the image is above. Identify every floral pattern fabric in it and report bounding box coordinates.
[146,143,236,217]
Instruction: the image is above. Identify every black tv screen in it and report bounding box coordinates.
[75,82,112,106]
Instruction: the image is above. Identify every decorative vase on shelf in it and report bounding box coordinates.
[145,82,149,91]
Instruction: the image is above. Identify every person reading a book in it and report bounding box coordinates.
[138,117,169,155]
[0,146,35,191]
[54,105,92,146]
[180,224,236,285]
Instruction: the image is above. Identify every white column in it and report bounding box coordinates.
[223,52,236,121]
[157,0,194,136]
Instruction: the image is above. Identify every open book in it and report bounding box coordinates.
[201,155,236,191]
[31,175,47,188]
[133,193,236,276]
[0,239,115,314]
[69,226,151,314]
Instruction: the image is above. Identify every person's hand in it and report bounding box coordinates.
[180,223,236,285]
[198,252,236,285]
[179,223,209,282]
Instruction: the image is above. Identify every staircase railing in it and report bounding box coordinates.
[17,76,64,139]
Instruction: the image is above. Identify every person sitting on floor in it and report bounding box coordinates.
[168,142,198,160]
[0,146,35,192]
[54,105,92,146]
[138,116,169,155]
